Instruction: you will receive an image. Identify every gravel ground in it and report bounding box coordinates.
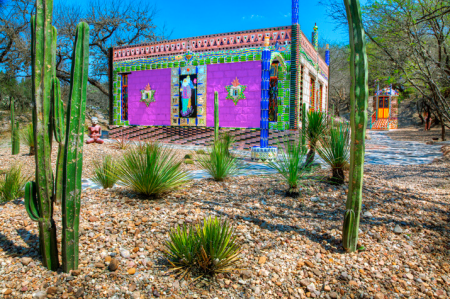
[0,138,449,299]
[0,139,201,180]
[387,128,450,143]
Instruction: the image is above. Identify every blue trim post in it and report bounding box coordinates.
[292,0,299,25]
[260,37,271,148]
[290,0,300,129]
[325,44,330,66]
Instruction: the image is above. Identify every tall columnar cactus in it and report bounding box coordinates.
[301,103,307,154]
[25,3,59,270]
[61,22,89,272]
[342,0,369,253]
[10,98,20,155]
[214,91,219,141]
[25,0,89,272]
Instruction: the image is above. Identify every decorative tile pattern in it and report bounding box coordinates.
[140,83,156,107]
[225,77,247,105]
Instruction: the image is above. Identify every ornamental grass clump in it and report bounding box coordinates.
[317,122,350,185]
[91,155,118,189]
[196,139,242,181]
[164,217,241,279]
[0,164,30,202]
[20,123,35,155]
[267,138,313,197]
[115,142,191,197]
[305,111,327,166]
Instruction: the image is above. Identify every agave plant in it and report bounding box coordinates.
[196,139,242,181]
[91,155,118,189]
[20,123,35,155]
[267,138,312,197]
[305,111,327,166]
[164,216,241,279]
[115,142,191,197]
[0,164,30,202]
[317,122,350,185]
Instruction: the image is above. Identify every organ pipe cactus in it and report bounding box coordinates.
[25,0,89,272]
[342,0,369,253]
[25,5,59,270]
[10,98,20,155]
[61,22,89,272]
[214,91,219,141]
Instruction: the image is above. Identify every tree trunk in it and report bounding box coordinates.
[342,0,369,253]
[441,114,446,141]
[331,168,345,185]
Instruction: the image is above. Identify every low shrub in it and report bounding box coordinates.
[184,159,194,165]
[0,164,30,202]
[20,123,35,155]
[91,155,118,189]
[164,217,241,278]
[267,138,314,197]
[184,154,192,159]
[196,139,242,181]
[196,149,206,155]
[115,142,191,197]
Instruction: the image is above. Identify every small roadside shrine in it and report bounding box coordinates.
[370,87,399,130]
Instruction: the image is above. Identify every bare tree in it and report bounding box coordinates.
[0,0,168,102]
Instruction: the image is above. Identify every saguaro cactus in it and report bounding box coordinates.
[25,0,89,272]
[61,22,89,272]
[341,0,369,253]
[214,91,219,141]
[10,98,20,155]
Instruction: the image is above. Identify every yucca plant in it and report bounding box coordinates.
[218,132,235,156]
[164,217,241,279]
[196,139,242,181]
[305,111,327,166]
[317,122,350,185]
[91,155,118,189]
[115,142,191,197]
[20,123,35,155]
[196,217,241,276]
[0,164,30,202]
[267,138,312,197]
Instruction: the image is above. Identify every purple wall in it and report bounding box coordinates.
[206,61,261,128]
[127,69,171,126]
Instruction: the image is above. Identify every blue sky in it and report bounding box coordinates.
[72,0,359,44]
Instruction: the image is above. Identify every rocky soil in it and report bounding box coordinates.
[0,154,449,298]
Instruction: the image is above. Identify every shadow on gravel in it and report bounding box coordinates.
[0,230,40,261]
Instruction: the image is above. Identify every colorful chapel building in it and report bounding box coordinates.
[108,0,330,149]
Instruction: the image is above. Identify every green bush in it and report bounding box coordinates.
[218,132,235,156]
[196,149,206,155]
[0,164,30,202]
[115,142,191,197]
[317,122,350,185]
[305,111,327,166]
[184,154,192,159]
[165,217,241,278]
[184,159,194,165]
[267,138,313,197]
[196,139,242,181]
[20,123,35,155]
[91,155,118,189]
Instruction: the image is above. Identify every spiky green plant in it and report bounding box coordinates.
[10,98,20,155]
[164,217,241,279]
[0,165,30,202]
[91,155,118,189]
[305,111,327,166]
[267,138,312,197]
[218,132,235,156]
[115,142,191,197]
[196,139,242,181]
[342,0,369,253]
[317,122,350,185]
[20,123,35,155]
[214,91,219,141]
